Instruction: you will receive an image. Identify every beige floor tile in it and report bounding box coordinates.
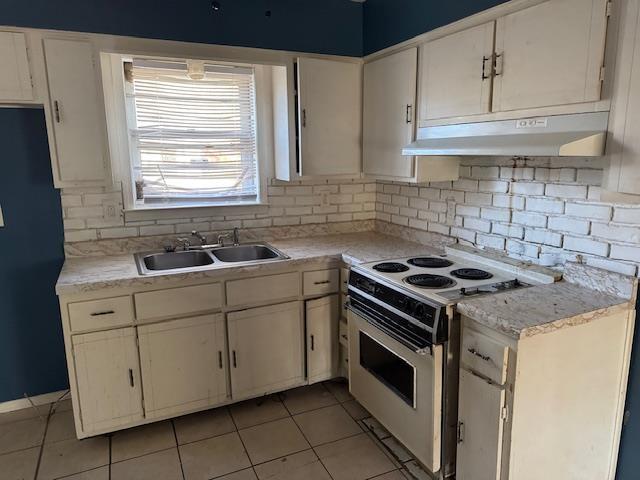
[0,416,46,454]
[323,380,352,403]
[342,400,370,421]
[239,417,310,465]
[0,446,39,480]
[217,468,258,480]
[111,448,182,480]
[254,449,331,480]
[293,405,361,446]
[314,433,396,480]
[173,407,236,445]
[58,465,110,479]
[281,384,337,415]
[38,436,109,480]
[370,471,409,480]
[180,431,251,480]
[230,396,289,430]
[0,404,48,425]
[51,398,73,414]
[45,410,78,444]
[111,420,176,462]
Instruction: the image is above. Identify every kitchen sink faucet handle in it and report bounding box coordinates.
[191,230,207,245]
[176,237,191,251]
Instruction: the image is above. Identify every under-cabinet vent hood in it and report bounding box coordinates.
[402,112,609,157]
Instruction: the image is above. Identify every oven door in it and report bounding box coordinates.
[348,306,443,473]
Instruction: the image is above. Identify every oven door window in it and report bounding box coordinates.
[359,331,416,408]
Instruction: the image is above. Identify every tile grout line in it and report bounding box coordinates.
[170,420,186,480]
[226,405,261,478]
[32,403,53,480]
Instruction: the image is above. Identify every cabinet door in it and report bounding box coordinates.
[0,31,32,101]
[419,22,495,122]
[43,39,108,184]
[306,295,339,384]
[228,301,304,400]
[297,57,362,176]
[72,328,143,434]
[492,0,608,112]
[363,48,417,179]
[137,314,228,419]
[456,369,506,480]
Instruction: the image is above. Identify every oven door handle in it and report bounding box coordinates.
[346,302,432,356]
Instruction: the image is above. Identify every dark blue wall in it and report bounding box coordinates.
[0,0,363,56]
[0,108,67,402]
[363,0,508,55]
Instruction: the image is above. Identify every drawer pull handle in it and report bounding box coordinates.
[218,351,223,369]
[90,310,115,317]
[310,335,315,351]
[128,369,134,387]
[468,348,491,362]
[314,280,331,285]
[54,100,61,122]
[232,350,237,368]
[457,421,465,444]
[341,334,348,340]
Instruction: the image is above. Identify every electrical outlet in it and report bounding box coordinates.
[0,204,4,227]
[103,201,121,220]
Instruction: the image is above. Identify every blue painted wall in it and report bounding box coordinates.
[0,108,67,403]
[0,0,363,56]
[363,0,508,55]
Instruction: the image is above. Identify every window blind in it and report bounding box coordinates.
[129,59,258,204]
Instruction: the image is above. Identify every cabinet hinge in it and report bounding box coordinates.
[600,66,606,82]
[501,406,509,422]
[606,1,613,17]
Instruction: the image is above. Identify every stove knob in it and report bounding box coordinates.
[413,303,425,318]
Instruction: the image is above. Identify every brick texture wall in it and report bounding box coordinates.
[61,178,376,243]
[375,157,640,277]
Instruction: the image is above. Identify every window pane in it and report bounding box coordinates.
[129,60,258,205]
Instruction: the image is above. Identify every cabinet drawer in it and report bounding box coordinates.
[226,272,299,307]
[68,296,133,333]
[340,268,350,293]
[304,269,339,296]
[135,283,222,322]
[461,328,508,385]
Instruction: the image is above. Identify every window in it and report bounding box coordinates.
[124,58,260,207]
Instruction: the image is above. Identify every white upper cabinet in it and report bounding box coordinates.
[297,57,362,176]
[43,38,109,186]
[0,31,33,102]
[492,0,609,112]
[419,22,495,121]
[363,48,417,179]
[604,0,640,199]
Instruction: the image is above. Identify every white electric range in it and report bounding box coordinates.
[346,246,554,479]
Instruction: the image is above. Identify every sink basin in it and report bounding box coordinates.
[212,244,285,263]
[137,250,214,273]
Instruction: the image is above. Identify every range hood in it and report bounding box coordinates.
[402,112,609,157]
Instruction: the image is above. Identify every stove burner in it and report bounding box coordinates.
[407,257,454,268]
[404,274,457,289]
[451,268,494,280]
[373,262,410,273]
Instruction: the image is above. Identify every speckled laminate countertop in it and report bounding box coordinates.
[56,232,439,295]
[457,279,634,340]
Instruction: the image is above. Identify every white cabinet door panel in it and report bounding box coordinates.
[492,0,608,112]
[72,328,143,434]
[297,57,362,176]
[363,48,417,179]
[0,31,32,101]
[306,295,339,383]
[456,369,506,480]
[44,39,108,183]
[137,314,228,419]
[419,22,495,121]
[228,301,304,400]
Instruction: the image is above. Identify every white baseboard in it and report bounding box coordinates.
[0,390,69,414]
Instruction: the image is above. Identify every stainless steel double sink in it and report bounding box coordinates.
[134,243,289,275]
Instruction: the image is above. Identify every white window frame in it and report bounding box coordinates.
[101,52,275,218]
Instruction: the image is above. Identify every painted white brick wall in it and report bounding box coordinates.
[376,157,640,276]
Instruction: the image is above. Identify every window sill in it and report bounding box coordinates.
[123,201,269,222]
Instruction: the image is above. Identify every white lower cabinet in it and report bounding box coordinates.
[72,328,143,434]
[306,295,340,384]
[137,314,228,419]
[227,301,305,400]
[456,369,506,480]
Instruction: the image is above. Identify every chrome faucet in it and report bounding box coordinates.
[176,237,191,251]
[217,227,240,247]
[191,230,207,245]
